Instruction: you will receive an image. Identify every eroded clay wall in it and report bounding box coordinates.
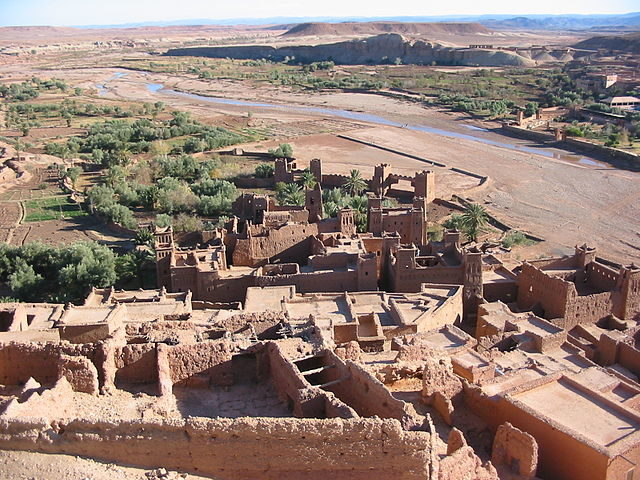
[483,279,518,304]
[199,276,255,303]
[517,263,569,319]
[415,288,462,333]
[114,344,158,386]
[321,173,349,188]
[233,224,318,267]
[564,291,614,328]
[321,352,417,427]
[616,342,640,376]
[586,262,619,292]
[255,270,360,293]
[266,342,322,417]
[0,416,431,480]
[391,266,464,293]
[0,342,100,387]
[463,384,610,480]
[167,341,234,386]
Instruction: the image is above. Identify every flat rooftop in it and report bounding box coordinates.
[244,286,293,312]
[519,315,563,336]
[59,306,115,326]
[513,377,640,446]
[418,326,470,350]
[483,268,518,284]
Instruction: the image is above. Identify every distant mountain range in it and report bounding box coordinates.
[77,13,640,31]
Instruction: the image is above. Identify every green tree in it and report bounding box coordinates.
[605,133,621,147]
[323,201,339,218]
[8,258,43,301]
[349,195,368,213]
[460,203,489,242]
[343,170,367,196]
[64,166,82,188]
[14,139,26,160]
[299,169,317,189]
[524,102,538,117]
[489,101,508,118]
[255,163,274,178]
[155,213,173,228]
[134,228,154,246]
[269,143,293,158]
[323,188,344,206]
[115,249,154,288]
[56,242,117,301]
[278,184,305,206]
[443,213,464,230]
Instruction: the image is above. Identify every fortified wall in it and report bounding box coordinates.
[517,245,640,328]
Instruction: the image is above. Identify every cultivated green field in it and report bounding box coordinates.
[23,196,87,222]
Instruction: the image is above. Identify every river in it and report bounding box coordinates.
[97,72,609,169]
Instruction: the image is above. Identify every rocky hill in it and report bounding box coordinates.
[573,32,640,54]
[283,22,492,37]
[166,33,536,67]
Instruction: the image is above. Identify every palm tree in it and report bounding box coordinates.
[323,201,339,218]
[284,187,305,206]
[343,169,367,196]
[323,187,343,205]
[299,170,317,189]
[349,195,368,213]
[460,203,488,242]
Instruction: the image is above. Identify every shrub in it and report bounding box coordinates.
[502,230,535,248]
[255,163,274,178]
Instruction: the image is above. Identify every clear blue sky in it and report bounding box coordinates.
[0,0,638,27]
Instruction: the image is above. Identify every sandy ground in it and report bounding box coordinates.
[2,60,639,263]
[0,449,213,480]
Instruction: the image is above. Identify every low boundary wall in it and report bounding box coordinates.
[0,416,431,480]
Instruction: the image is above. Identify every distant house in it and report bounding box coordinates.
[576,73,617,93]
[603,96,640,110]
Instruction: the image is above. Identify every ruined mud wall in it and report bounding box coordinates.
[167,340,234,386]
[516,263,569,320]
[564,291,615,329]
[0,342,101,387]
[197,275,255,304]
[391,265,464,293]
[321,352,419,427]
[412,288,462,333]
[0,416,431,480]
[255,270,350,292]
[266,342,321,416]
[114,344,158,386]
[232,224,318,267]
[617,342,640,376]
[586,262,619,292]
[320,173,349,188]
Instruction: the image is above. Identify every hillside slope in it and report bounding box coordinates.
[167,33,535,67]
[573,32,640,53]
[283,22,491,37]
